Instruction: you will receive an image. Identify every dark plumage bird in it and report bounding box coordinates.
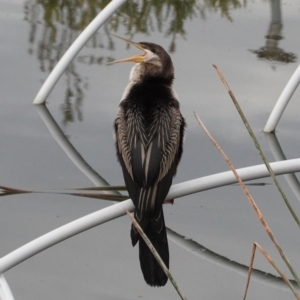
[109,35,185,287]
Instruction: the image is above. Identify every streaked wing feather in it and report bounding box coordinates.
[115,89,184,214]
[115,107,133,180]
[158,106,183,181]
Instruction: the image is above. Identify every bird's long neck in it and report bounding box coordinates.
[130,63,173,85]
[121,63,174,101]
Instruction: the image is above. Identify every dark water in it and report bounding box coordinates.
[0,0,300,299]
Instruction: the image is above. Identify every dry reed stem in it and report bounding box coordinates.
[0,184,127,192]
[0,185,128,201]
[194,112,300,286]
[213,65,300,286]
[212,64,300,229]
[243,243,257,299]
[243,242,300,300]
[125,210,187,300]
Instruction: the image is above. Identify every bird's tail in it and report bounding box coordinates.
[131,209,169,287]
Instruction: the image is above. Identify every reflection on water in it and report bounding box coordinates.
[265,132,300,204]
[250,0,296,64]
[205,0,245,21]
[167,227,298,288]
[24,0,249,124]
[35,104,109,186]
[24,0,297,124]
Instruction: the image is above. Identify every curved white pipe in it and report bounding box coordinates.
[33,0,128,104]
[264,64,300,132]
[0,274,14,300]
[0,158,299,273]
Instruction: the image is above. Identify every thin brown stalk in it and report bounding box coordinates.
[194,112,300,286]
[0,185,128,201]
[65,192,128,201]
[244,242,300,300]
[243,243,256,299]
[212,64,300,228]
[73,186,127,191]
[0,184,127,192]
[0,185,30,194]
[126,210,187,300]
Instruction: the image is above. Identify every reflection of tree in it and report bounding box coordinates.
[60,62,84,125]
[24,0,245,124]
[205,0,244,21]
[250,0,297,64]
[110,1,206,53]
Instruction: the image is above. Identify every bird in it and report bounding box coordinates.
[109,35,185,287]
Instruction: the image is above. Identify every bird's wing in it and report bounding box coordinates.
[129,107,155,187]
[115,106,134,181]
[156,105,184,181]
[115,105,152,186]
[116,103,183,180]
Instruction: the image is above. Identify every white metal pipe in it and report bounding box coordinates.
[169,158,300,198]
[33,0,127,105]
[264,64,300,132]
[0,274,14,300]
[0,200,134,275]
[0,158,299,273]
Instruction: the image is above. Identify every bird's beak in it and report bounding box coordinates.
[107,34,147,65]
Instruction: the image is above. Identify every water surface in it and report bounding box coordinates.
[1,0,300,299]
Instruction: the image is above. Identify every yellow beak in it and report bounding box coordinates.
[107,34,147,64]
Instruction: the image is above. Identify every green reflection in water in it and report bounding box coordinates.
[24,0,247,124]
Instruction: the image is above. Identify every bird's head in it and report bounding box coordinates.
[108,35,174,83]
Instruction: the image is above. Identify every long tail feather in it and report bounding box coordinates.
[131,209,169,287]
